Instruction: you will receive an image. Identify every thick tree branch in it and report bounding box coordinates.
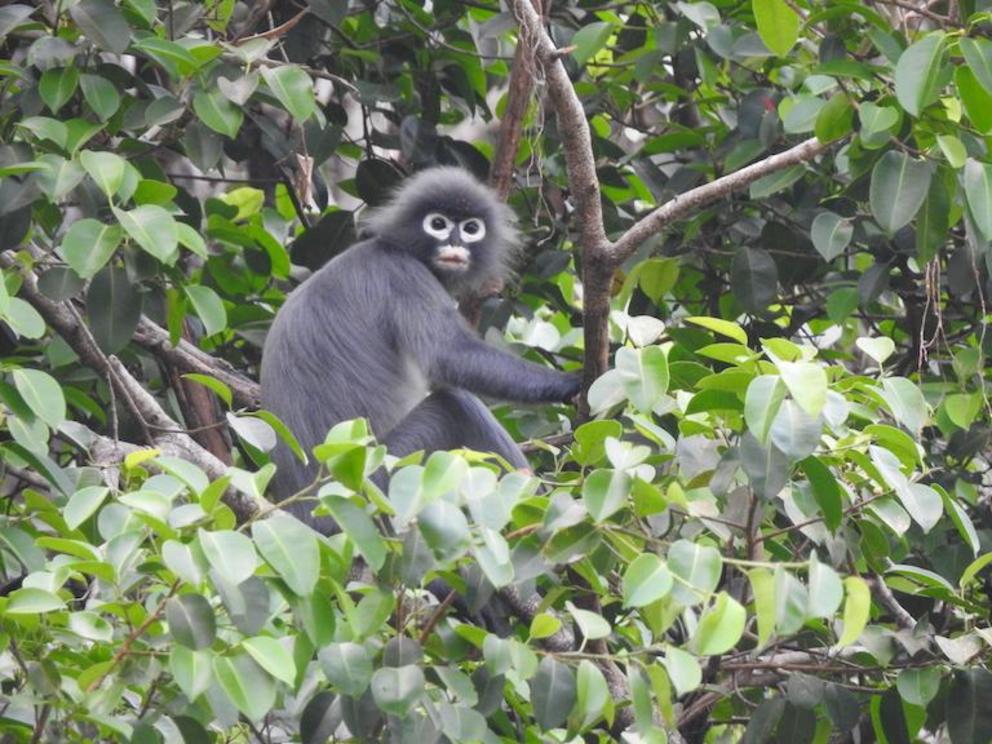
[512,0,609,254]
[133,318,261,409]
[609,137,828,264]
[0,253,258,521]
[508,1,831,387]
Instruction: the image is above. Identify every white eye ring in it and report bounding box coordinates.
[460,218,486,243]
[423,213,453,240]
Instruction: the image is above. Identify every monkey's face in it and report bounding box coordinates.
[420,211,488,277]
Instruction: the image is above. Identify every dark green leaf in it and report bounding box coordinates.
[70,0,131,54]
[530,657,576,730]
[86,264,142,353]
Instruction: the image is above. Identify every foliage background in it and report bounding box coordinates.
[1,0,992,741]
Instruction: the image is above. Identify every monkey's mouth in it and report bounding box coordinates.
[433,245,471,271]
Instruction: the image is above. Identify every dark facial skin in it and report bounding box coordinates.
[260,167,581,534]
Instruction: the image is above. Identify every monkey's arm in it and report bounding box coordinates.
[390,257,581,403]
[432,330,581,403]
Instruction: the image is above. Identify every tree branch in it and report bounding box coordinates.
[132,318,261,409]
[511,0,609,254]
[0,253,258,521]
[609,137,828,264]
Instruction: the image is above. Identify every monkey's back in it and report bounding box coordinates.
[260,241,430,498]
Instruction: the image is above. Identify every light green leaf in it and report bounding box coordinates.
[80,150,126,199]
[242,636,296,686]
[114,205,179,264]
[693,592,746,655]
[198,529,260,586]
[835,576,870,648]
[964,159,992,241]
[776,359,828,418]
[184,285,227,336]
[193,88,244,138]
[752,0,798,56]
[65,486,109,530]
[213,652,276,722]
[60,219,122,279]
[12,368,65,428]
[622,553,674,607]
[251,513,319,596]
[570,21,613,65]
[5,587,66,614]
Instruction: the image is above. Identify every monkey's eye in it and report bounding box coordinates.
[423,213,453,240]
[460,218,486,243]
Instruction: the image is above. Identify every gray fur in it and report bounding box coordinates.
[260,167,580,532]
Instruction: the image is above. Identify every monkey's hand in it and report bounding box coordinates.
[559,371,583,404]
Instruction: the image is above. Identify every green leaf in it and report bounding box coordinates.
[318,642,373,696]
[894,33,945,116]
[960,37,992,94]
[39,67,78,114]
[80,150,126,199]
[251,513,320,596]
[663,646,702,696]
[193,89,244,138]
[182,373,233,407]
[752,0,798,56]
[581,468,631,523]
[745,375,788,445]
[213,652,276,722]
[166,593,217,649]
[64,486,109,530]
[79,73,120,120]
[799,457,842,532]
[5,587,65,614]
[570,21,613,65]
[685,316,748,345]
[835,576,869,648]
[60,219,122,279]
[530,657,576,730]
[732,246,778,313]
[748,568,776,647]
[370,665,425,716]
[810,211,853,262]
[169,647,212,700]
[87,264,143,353]
[946,669,992,744]
[198,529,260,586]
[0,5,34,42]
[260,66,317,121]
[320,494,388,570]
[12,368,65,428]
[114,205,179,264]
[615,345,669,413]
[959,549,992,589]
[693,592,746,655]
[622,553,674,607]
[242,636,296,686]
[964,159,992,241]
[896,667,940,707]
[668,539,722,605]
[870,151,933,233]
[813,93,853,143]
[574,660,610,729]
[183,285,227,336]
[807,555,843,618]
[776,359,828,418]
[879,377,928,434]
[69,0,131,54]
[5,298,45,339]
[69,610,113,642]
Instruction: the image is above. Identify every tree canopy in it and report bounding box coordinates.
[1,0,992,741]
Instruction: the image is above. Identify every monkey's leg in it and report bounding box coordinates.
[383,388,528,468]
